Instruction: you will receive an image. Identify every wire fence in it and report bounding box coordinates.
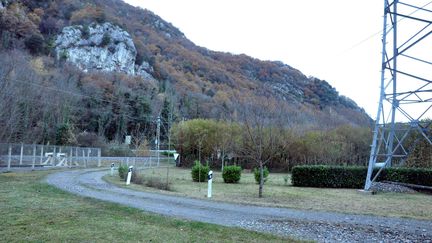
[0,143,101,170]
[0,143,176,171]
[102,153,176,169]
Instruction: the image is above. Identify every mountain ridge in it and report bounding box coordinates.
[0,0,371,144]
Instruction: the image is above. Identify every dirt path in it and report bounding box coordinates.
[46,169,432,242]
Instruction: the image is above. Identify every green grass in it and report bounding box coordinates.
[0,171,297,242]
[106,167,432,220]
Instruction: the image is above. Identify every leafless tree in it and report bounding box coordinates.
[238,97,286,198]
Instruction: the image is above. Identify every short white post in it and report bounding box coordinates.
[126,166,133,185]
[19,143,23,165]
[207,170,213,198]
[97,149,101,167]
[110,163,115,176]
[32,144,36,170]
[7,144,12,171]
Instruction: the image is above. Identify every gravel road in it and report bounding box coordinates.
[46,169,432,242]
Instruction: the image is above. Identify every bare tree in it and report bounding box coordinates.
[239,98,284,198]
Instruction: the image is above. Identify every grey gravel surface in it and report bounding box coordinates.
[370,182,417,193]
[46,169,432,242]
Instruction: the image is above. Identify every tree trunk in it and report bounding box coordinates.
[221,151,225,172]
[259,162,264,198]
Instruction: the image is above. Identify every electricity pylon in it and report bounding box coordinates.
[365,0,432,190]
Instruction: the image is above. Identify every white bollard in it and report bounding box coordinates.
[126,166,133,185]
[207,170,213,198]
[110,163,115,176]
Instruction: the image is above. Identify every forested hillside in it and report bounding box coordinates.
[0,0,371,150]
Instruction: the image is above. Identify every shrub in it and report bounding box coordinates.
[145,176,171,191]
[25,34,45,55]
[222,165,242,183]
[81,25,90,39]
[291,165,432,188]
[131,170,144,185]
[70,5,106,25]
[254,166,269,184]
[191,161,209,182]
[100,32,110,47]
[283,175,289,185]
[118,165,128,180]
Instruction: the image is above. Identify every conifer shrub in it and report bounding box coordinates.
[118,164,128,180]
[100,32,111,47]
[191,161,209,182]
[222,165,242,183]
[254,166,269,184]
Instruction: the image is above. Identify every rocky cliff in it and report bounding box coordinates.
[55,22,154,79]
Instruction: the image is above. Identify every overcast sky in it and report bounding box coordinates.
[124,0,384,117]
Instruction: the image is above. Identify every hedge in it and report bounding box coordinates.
[291,165,432,188]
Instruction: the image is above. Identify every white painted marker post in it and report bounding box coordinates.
[110,163,115,176]
[126,166,133,185]
[207,170,213,198]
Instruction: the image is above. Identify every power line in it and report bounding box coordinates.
[339,0,432,55]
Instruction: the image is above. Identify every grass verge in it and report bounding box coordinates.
[0,170,297,242]
[105,167,432,220]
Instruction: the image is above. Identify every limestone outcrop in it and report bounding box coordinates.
[55,22,154,80]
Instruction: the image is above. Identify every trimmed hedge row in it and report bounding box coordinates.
[291,165,432,188]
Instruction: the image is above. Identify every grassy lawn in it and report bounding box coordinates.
[105,167,432,220]
[0,170,297,242]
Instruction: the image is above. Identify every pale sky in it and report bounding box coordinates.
[124,0,384,117]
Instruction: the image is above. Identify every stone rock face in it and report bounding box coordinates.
[55,22,154,80]
[0,0,12,9]
[136,61,155,80]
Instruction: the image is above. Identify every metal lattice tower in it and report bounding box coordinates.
[364,0,432,190]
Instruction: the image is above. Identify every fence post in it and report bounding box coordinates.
[40,145,44,165]
[7,144,11,171]
[69,148,73,167]
[97,149,101,167]
[82,150,87,168]
[32,144,36,170]
[53,146,57,166]
[87,149,91,167]
[19,143,23,165]
[75,148,79,166]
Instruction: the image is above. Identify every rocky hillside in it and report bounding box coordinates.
[0,0,371,145]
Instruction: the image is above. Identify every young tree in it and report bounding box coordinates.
[239,98,284,198]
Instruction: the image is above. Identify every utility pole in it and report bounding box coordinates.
[156,115,161,167]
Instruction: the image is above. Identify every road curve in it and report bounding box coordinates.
[46,169,432,242]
